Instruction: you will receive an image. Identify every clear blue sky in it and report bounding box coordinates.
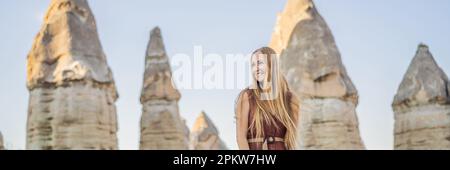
[0,0,449,150]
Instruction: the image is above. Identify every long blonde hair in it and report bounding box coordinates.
[248,47,297,149]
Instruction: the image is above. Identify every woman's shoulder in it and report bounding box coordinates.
[235,88,252,112]
[236,87,257,104]
[242,87,252,93]
[237,87,252,100]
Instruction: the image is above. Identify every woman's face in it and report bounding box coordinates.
[251,51,268,83]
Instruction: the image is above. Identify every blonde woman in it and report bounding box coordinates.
[235,47,299,150]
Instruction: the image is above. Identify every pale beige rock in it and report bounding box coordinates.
[393,44,450,150]
[270,0,315,54]
[139,27,188,150]
[190,111,227,150]
[0,132,4,150]
[182,119,190,142]
[26,0,118,150]
[276,0,365,149]
[27,0,115,88]
[297,99,365,149]
[140,27,180,102]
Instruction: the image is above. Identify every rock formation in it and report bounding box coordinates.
[182,119,191,143]
[190,111,227,150]
[393,44,450,150]
[26,0,118,150]
[139,27,189,150]
[0,132,4,150]
[270,0,315,54]
[275,0,365,149]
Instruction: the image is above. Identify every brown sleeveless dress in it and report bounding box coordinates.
[244,88,293,150]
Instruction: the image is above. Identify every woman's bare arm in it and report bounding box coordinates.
[236,91,250,150]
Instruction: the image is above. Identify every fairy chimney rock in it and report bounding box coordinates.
[393,44,450,149]
[139,27,188,150]
[140,27,181,103]
[276,0,365,149]
[270,0,316,54]
[190,111,227,150]
[26,0,118,150]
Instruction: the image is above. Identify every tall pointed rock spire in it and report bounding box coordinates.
[276,0,365,149]
[393,44,450,107]
[27,0,115,87]
[26,0,118,150]
[145,27,167,63]
[139,27,188,150]
[269,0,316,54]
[140,27,180,102]
[190,111,227,150]
[393,44,450,149]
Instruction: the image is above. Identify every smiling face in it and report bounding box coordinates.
[251,51,269,84]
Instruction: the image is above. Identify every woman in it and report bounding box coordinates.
[235,47,299,150]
